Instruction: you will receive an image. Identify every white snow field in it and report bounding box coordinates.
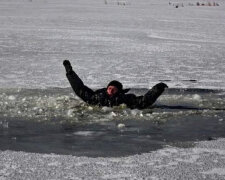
[0,0,225,179]
[0,0,224,89]
[1,139,225,179]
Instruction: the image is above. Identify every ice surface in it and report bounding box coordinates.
[202,168,225,175]
[1,138,225,179]
[0,0,225,179]
[0,0,225,89]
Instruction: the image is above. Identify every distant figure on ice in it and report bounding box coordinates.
[63,60,168,109]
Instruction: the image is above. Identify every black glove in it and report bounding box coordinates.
[63,60,73,73]
[152,82,168,93]
[156,82,168,89]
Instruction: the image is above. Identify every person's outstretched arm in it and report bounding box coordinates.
[125,83,168,109]
[63,60,94,103]
[140,82,168,108]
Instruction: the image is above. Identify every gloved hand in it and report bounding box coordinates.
[156,82,168,89]
[63,60,73,73]
[151,82,168,93]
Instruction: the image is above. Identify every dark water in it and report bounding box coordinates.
[0,88,225,157]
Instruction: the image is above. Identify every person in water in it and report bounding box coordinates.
[63,60,168,109]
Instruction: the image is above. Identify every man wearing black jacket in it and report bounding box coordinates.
[63,60,168,109]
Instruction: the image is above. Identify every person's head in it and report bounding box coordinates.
[107,80,123,97]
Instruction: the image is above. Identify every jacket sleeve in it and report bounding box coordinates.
[125,83,168,109]
[66,70,95,103]
[123,94,144,109]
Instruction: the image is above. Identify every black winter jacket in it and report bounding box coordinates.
[65,69,167,109]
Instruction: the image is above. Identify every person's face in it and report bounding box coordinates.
[107,86,118,96]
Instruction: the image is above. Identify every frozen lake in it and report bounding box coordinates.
[0,0,225,89]
[0,0,225,179]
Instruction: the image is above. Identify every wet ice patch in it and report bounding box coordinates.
[202,168,225,176]
[101,106,113,112]
[192,94,202,101]
[73,131,105,136]
[73,131,95,136]
[67,109,75,117]
[108,112,117,118]
[8,95,16,101]
[0,120,9,129]
[117,123,125,129]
